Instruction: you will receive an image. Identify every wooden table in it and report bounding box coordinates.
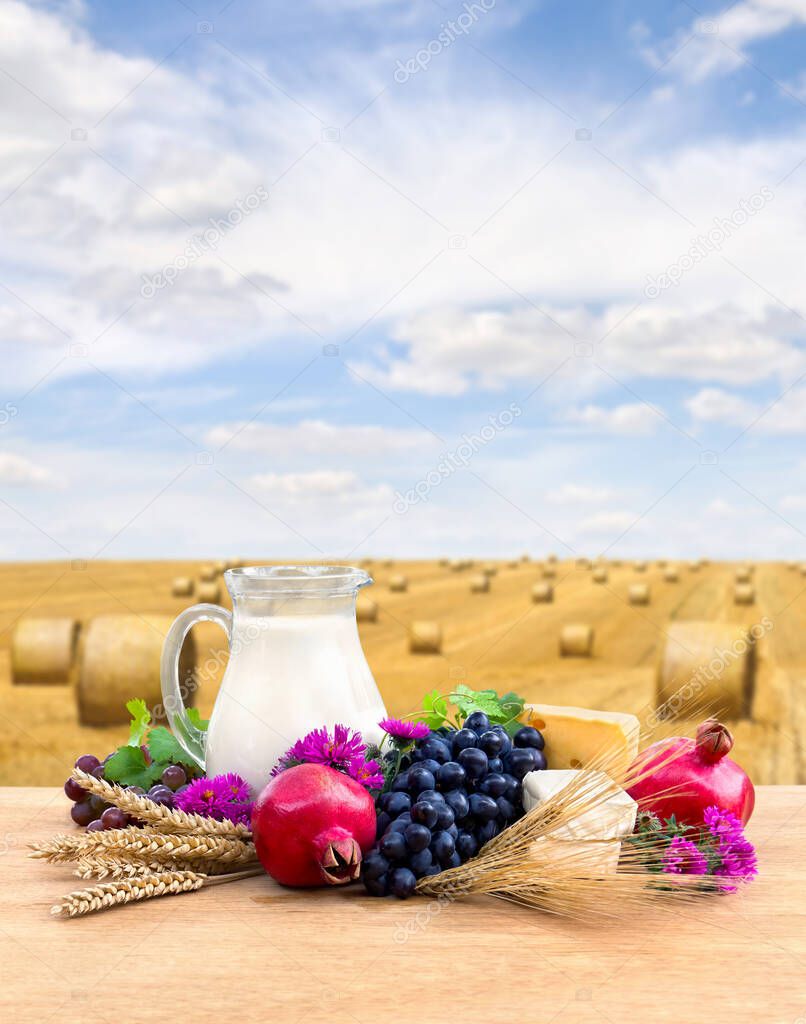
[2,787,805,1023]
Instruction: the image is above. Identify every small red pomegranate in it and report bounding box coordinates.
[252,763,377,887]
[627,719,755,825]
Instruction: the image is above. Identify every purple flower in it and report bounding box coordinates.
[272,725,382,791]
[704,806,757,889]
[174,773,253,825]
[379,718,430,742]
[662,836,709,875]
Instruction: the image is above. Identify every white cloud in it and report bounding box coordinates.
[780,494,806,509]
[566,402,660,435]
[0,452,57,485]
[686,387,757,425]
[251,469,392,505]
[577,510,640,535]
[547,483,617,504]
[206,419,438,458]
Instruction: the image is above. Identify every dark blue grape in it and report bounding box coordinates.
[458,747,488,780]
[476,820,500,845]
[452,729,478,752]
[478,730,503,756]
[479,773,507,797]
[411,801,439,828]
[391,771,410,792]
[389,867,417,899]
[385,792,411,817]
[507,748,537,779]
[418,758,441,776]
[408,767,436,794]
[435,803,455,829]
[469,793,498,821]
[404,823,431,852]
[445,851,462,869]
[443,789,470,820]
[364,872,388,897]
[415,789,445,804]
[488,757,504,774]
[380,832,406,860]
[436,761,466,790]
[496,796,516,821]
[532,750,547,771]
[430,830,456,864]
[375,811,391,838]
[465,711,490,734]
[446,823,459,839]
[513,726,545,750]
[409,848,433,875]
[419,737,451,763]
[491,725,512,754]
[502,774,519,801]
[455,831,478,860]
[363,852,389,880]
[422,864,441,877]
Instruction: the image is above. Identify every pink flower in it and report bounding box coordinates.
[662,836,709,875]
[704,806,757,889]
[272,725,382,791]
[379,718,430,742]
[174,773,253,825]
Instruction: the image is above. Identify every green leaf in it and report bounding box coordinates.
[147,726,193,767]
[495,691,525,722]
[104,745,164,789]
[126,698,151,747]
[420,689,449,729]
[449,685,503,722]
[186,708,210,731]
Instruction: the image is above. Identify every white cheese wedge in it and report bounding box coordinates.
[522,769,638,875]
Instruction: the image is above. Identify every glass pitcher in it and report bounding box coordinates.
[160,565,388,796]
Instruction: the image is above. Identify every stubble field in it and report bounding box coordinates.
[1,557,804,787]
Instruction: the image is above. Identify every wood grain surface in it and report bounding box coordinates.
[2,786,804,1024]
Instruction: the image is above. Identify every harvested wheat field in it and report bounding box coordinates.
[1,558,805,786]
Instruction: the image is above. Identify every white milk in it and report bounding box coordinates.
[204,599,387,795]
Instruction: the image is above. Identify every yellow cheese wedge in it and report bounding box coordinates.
[524,704,640,775]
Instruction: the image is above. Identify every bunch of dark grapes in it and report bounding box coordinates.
[64,753,192,832]
[362,712,546,899]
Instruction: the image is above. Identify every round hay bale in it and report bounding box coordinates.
[734,583,755,606]
[507,559,519,569]
[11,618,80,685]
[663,566,680,583]
[656,559,667,568]
[520,553,530,563]
[656,620,755,720]
[197,582,221,604]
[628,582,651,605]
[559,624,593,657]
[735,566,752,583]
[482,564,498,578]
[389,574,408,593]
[383,559,394,568]
[171,577,194,598]
[610,559,623,568]
[634,560,648,572]
[800,564,806,577]
[470,574,490,593]
[438,558,450,568]
[542,565,557,580]
[576,557,591,570]
[199,564,217,582]
[77,615,196,726]
[356,597,378,623]
[450,559,465,573]
[409,621,442,655]
[546,553,558,564]
[531,582,554,603]
[213,560,227,575]
[592,566,608,584]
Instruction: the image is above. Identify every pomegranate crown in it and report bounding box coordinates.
[695,718,734,762]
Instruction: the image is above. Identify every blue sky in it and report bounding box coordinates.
[2,0,806,561]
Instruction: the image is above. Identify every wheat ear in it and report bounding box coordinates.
[74,852,257,880]
[53,867,264,917]
[70,768,251,838]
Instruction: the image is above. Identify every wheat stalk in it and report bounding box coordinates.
[74,851,257,880]
[53,867,264,917]
[69,768,251,838]
[30,828,254,864]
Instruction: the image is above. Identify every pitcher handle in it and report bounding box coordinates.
[160,603,233,771]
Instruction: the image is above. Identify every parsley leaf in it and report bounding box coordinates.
[147,726,193,766]
[104,745,164,789]
[126,698,151,747]
[449,684,503,722]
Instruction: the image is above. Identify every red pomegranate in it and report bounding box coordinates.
[252,763,377,887]
[627,719,755,825]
